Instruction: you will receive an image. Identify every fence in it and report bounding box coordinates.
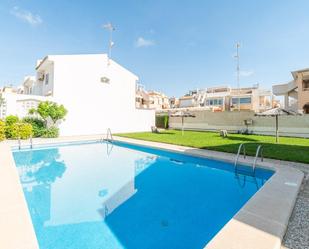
[168,110,309,138]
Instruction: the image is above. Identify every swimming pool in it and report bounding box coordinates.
[13,140,273,249]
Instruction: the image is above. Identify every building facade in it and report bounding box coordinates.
[178,85,274,112]
[22,54,155,135]
[136,84,169,110]
[0,87,50,119]
[273,68,309,113]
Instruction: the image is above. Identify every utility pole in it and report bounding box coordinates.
[103,22,115,65]
[235,42,241,111]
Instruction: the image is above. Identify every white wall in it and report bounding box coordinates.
[0,92,51,119]
[45,54,155,136]
[169,110,309,138]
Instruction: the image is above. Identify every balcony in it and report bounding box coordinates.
[273,81,297,95]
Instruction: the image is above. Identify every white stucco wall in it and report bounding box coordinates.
[42,54,154,136]
[0,92,52,119]
[169,110,309,138]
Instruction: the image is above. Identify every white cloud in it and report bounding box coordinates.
[135,37,155,48]
[239,70,254,77]
[11,6,42,26]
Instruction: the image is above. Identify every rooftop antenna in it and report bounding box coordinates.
[234,42,241,111]
[103,22,115,65]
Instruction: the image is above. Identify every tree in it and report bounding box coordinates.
[29,101,67,127]
[303,103,309,114]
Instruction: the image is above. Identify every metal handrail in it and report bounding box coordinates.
[252,145,264,174]
[18,135,33,150]
[18,137,21,150]
[30,135,33,149]
[105,128,114,142]
[234,143,246,171]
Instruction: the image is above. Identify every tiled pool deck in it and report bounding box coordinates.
[0,135,306,249]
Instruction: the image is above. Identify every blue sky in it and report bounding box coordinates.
[1,0,309,97]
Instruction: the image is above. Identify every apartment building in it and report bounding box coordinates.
[178,85,274,112]
[169,97,179,108]
[273,68,309,113]
[22,54,155,135]
[178,90,200,108]
[136,84,169,110]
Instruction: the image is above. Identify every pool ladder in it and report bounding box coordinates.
[18,135,33,150]
[234,144,264,175]
[100,128,114,143]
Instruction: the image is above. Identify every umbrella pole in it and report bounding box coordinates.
[182,117,184,136]
[275,115,279,143]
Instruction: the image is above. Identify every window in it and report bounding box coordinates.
[206,98,223,106]
[232,97,252,105]
[45,73,49,85]
[303,80,309,91]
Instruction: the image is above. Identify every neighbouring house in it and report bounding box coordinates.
[169,97,179,108]
[0,86,51,119]
[136,84,169,110]
[229,86,274,112]
[273,68,309,113]
[178,90,200,108]
[23,54,155,135]
[178,85,274,112]
[23,76,39,95]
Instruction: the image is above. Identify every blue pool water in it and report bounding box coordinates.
[13,141,273,249]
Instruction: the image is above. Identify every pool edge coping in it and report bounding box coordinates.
[1,135,305,249]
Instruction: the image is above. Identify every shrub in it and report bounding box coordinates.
[0,120,5,141]
[156,115,169,129]
[5,115,19,126]
[5,115,20,138]
[23,117,45,137]
[42,127,59,138]
[10,122,33,139]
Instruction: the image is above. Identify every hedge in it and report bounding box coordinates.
[155,115,169,129]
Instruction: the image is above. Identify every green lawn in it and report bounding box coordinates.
[117,130,309,164]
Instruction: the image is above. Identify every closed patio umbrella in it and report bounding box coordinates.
[255,108,301,143]
[170,111,196,135]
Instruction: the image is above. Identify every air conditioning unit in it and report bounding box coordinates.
[38,73,45,81]
[100,76,110,84]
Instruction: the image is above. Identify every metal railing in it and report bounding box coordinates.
[18,135,33,150]
[234,143,246,170]
[234,143,264,176]
[252,145,264,174]
[100,128,113,143]
[106,128,113,141]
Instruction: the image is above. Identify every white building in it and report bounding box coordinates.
[0,90,50,119]
[178,85,274,112]
[273,68,309,112]
[23,54,155,135]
